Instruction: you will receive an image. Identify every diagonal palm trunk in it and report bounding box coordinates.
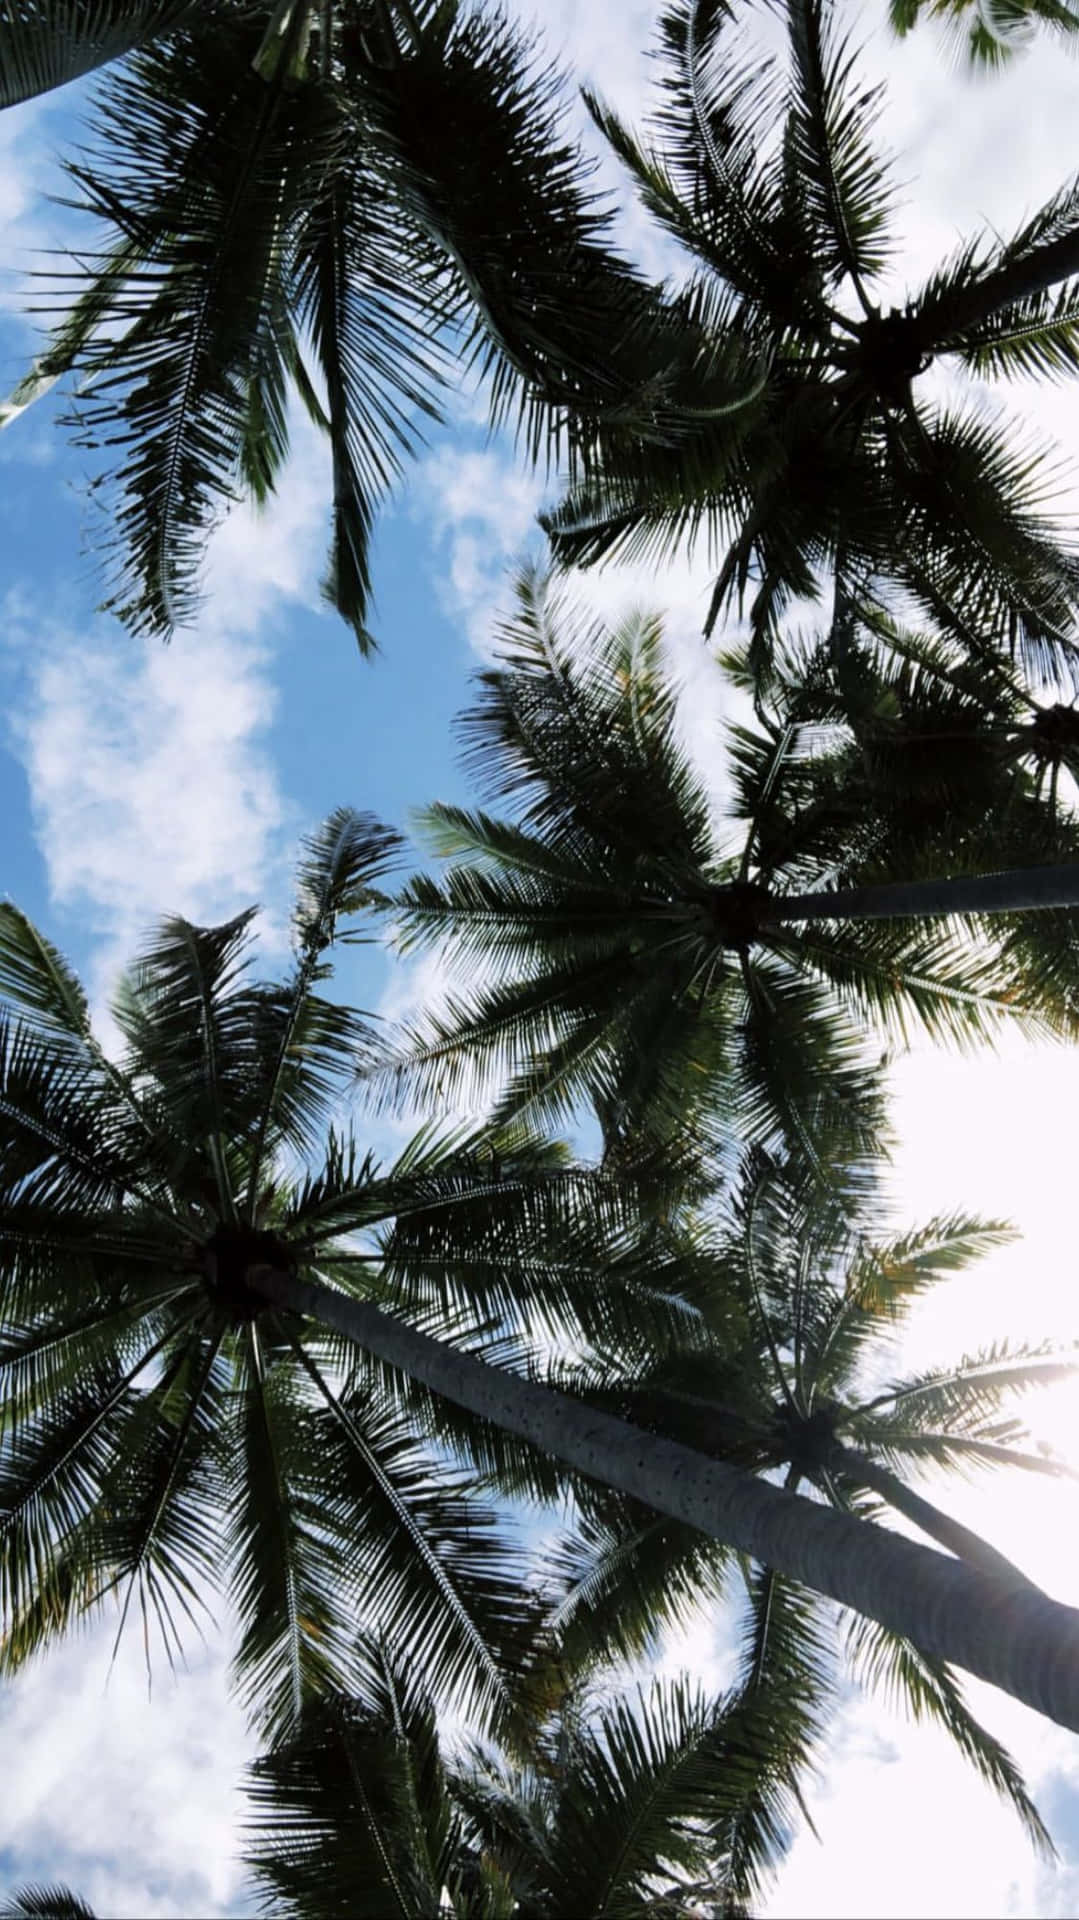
[251,1267,1079,1733]
[774,860,1079,923]
[918,230,1079,348]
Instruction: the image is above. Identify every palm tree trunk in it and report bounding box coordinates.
[918,227,1079,347]
[773,859,1079,923]
[250,1266,1079,1731]
[823,1440,1039,1588]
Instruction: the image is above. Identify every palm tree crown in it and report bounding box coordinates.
[545,0,1079,682]
[542,1156,1075,1900]
[0,807,687,1740]
[245,1638,784,1918]
[372,572,1078,1177]
[1,0,747,645]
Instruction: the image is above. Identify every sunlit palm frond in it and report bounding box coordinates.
[844,1613,1052,1851]
[710,1566,835,1913]
[290,132,447,648]
[784,0,895,296]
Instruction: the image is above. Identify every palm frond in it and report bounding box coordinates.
[227,1322,361,1742]
[0,0,196,106]
[710,1567,835,1912]
[53,15,315,634]
[0,1887,96,1920]
[784,0,895,294]
[244,810,401,1205]
[290,131,447,647]
[244,1642,461,1918]
[845,1613,1052,1852]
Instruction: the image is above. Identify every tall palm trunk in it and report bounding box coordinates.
[251,1267,1079,1732]
[774,860,1079,923]
[823,1439,1038,1588]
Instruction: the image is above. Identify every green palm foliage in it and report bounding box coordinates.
[0,807,688,1740]
[721,601,1079,886]
[246,1638,507,1918]
[370,573,1077,1175]
[0,0,205,106]
[542,1159,1071,1900]
[0,1891,96,1920]
[246,1638,778,1917]
[888,0,1079,66]
[1,1644,799,1916]
[2,0,748,644]
[543,0,1079,679]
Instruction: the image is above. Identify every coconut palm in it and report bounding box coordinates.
[0,0,750,644]
[245,1639,779,1917]
[540,1158,1076,1899]
[0,806,700,1739]
[7,809,1079,1732]
[368,573,1079,1178]
[543,0,1079,680]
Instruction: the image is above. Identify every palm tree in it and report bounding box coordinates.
[0,806,693,1739]
[6,812,1079,1732]
[246,1639,775,1917]
[369,573,1079,1175]
[0,1,200,107]
[543,0,1079,680]
[540,1157,1076,1897]
[887,0,1079,66]
[0,0,750,643]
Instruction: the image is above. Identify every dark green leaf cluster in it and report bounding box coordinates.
[2,0,749,645]
[544,0,1079,684]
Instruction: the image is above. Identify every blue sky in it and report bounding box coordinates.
[4,2,1079,1913]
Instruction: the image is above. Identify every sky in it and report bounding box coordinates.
[3,1,1079,1913]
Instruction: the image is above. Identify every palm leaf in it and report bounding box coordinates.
[0,1887,96,1920]
[784,0,895,294]
[290,128,447,648]
[709,1567,835,1912]
[243,810,401,1204]
[244,1643,461,1919]
[845,1612,1052,1852]
[55,14,316,634]
[0,0,197,106]
[227,1323,360,1741]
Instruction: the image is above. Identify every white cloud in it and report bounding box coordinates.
[411,442,548,653]
[0,1619,251,1918]
[8,621,286,1007]
[4,412,336,1000]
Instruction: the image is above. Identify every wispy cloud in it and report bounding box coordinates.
[12,624,283,951]
[411,441,548,654]
[3,413,335,998]
[0,1619,252,1918]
